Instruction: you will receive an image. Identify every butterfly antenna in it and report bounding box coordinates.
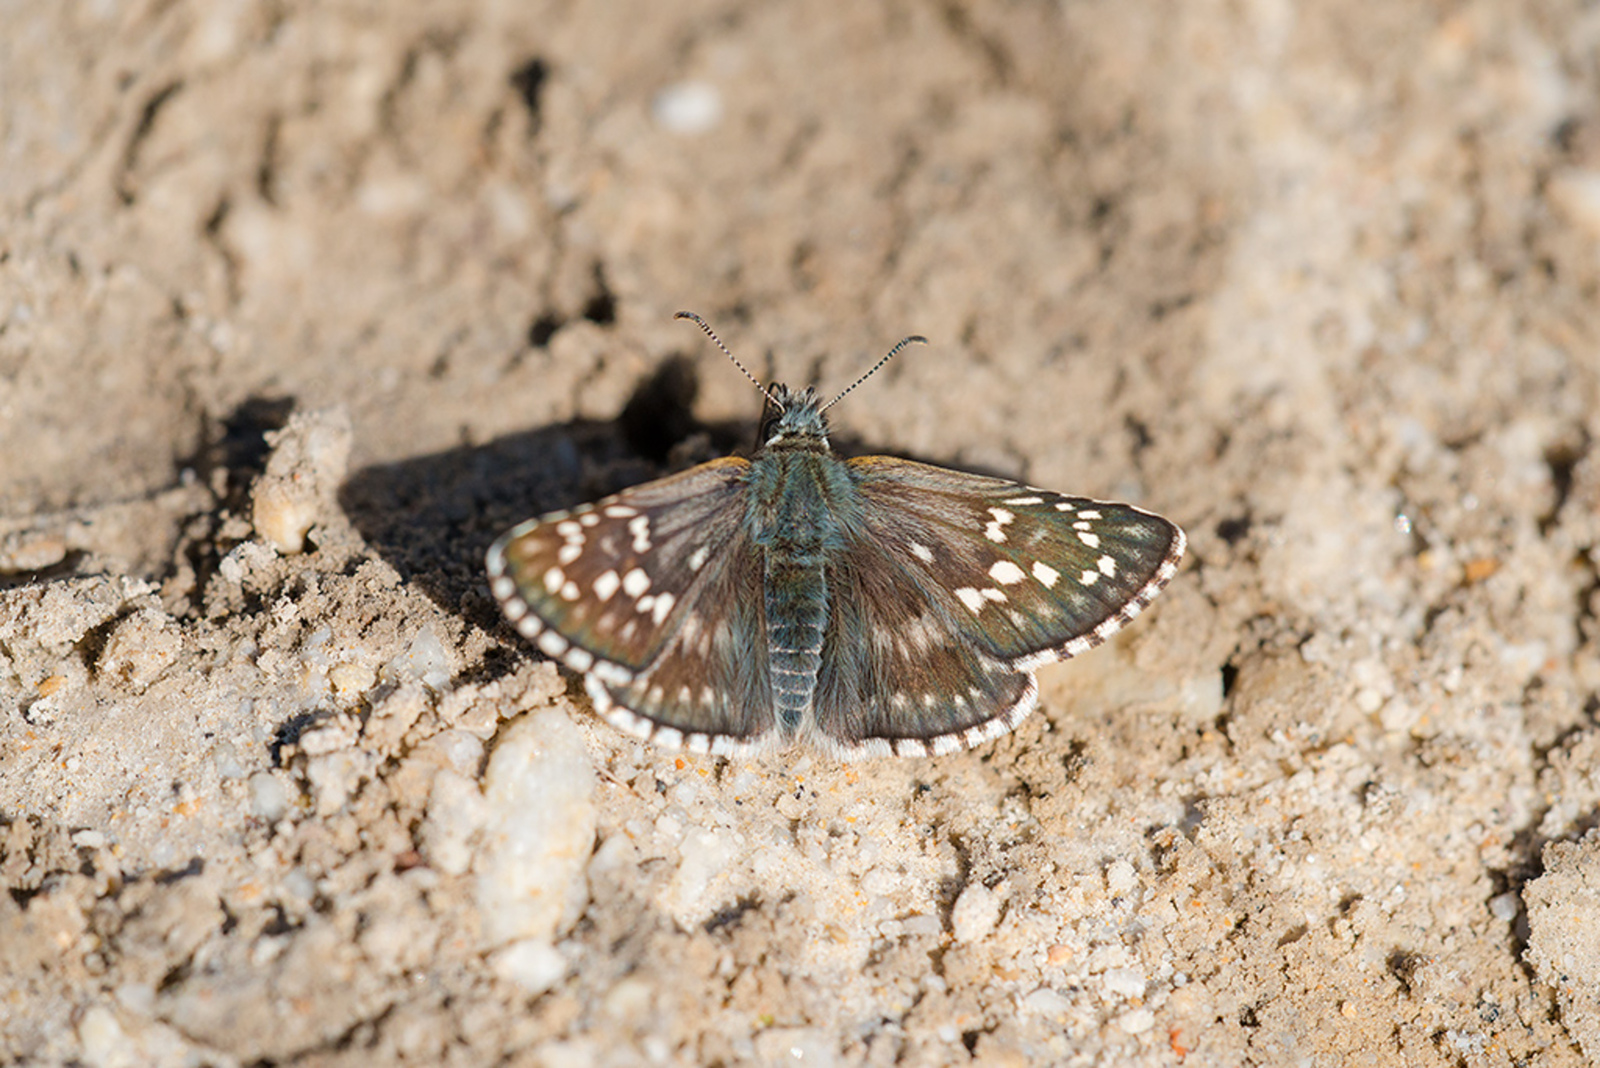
[675,311,781,408]
[821,333,927,412]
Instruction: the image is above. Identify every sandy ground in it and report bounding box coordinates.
[5,1,1600,1065]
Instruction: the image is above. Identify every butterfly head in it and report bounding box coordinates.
[759,383,830,449]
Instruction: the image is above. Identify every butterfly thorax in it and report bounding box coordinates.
[746,385,864,735]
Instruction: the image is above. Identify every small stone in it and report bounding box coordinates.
[1118,1008,1156,1035]
[329,661,376,696]
[248,770,290,822]
[653,81,722,133]
[476,710,597,946]
[387,626,454,691]
[306,747,378,815]
[422,768,487,877]
[77,1005,131,1068]
[1106,859,1139,896]
[1022,988,1072,1016]
[251,407,352,554]
[1102,967,1146,1000]
[490,939,570,995]
[664,826,745,925]
[950,882,1003,943]
[97,608,183,692]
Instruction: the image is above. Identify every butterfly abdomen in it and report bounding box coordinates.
[748,414,864,737]
[764,555,827,732]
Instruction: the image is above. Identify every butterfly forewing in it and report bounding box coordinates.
[487,456,782,751]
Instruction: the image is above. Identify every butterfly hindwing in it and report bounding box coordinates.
[583,529,776,752]
[487,457,779,752]
[816,536,1038,756]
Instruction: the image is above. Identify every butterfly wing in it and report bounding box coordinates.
[811,456,1185,756]
[486,457,777,753]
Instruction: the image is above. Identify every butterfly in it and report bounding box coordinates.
[486,312,1185,758]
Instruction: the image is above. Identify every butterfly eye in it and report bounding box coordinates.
[757,386,793,441]
[757,405,781,441]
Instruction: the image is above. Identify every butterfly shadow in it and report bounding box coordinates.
[339,354,989,645]
[341,356,752,639]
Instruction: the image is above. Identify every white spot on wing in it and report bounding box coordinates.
[989,560,1026,585]
[909,541,935,563]
[593,570,621,600]
[628,515,651,552]
[985,508,1014,543]
[1032,561,1060,588]
[1098,554,1117,577]
[956,587,985,613]
[651,592,675,625]
[543,566,565,592]
[622,568,651,598]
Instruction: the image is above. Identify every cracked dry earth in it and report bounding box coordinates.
[6,1,1600,1066]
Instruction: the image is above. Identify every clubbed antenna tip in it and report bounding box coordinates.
[675,311,780,409]
[822,333,927,413]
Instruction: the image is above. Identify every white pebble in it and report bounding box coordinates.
[422,769,488,877]
[251,407,352,554]
[77,1005,131,1068]
[490,938,570,995]
[1118,1008,1156,1034]
[248,771,289,822]
[664,826,744,925]
[1023,988,1072,1016]
[387,626,454,691]
[1106,859,1139,896]
[476,710,597,946]
[950,882,1002,943]
[653,81,723,133]
[1102,966,1147,1000]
